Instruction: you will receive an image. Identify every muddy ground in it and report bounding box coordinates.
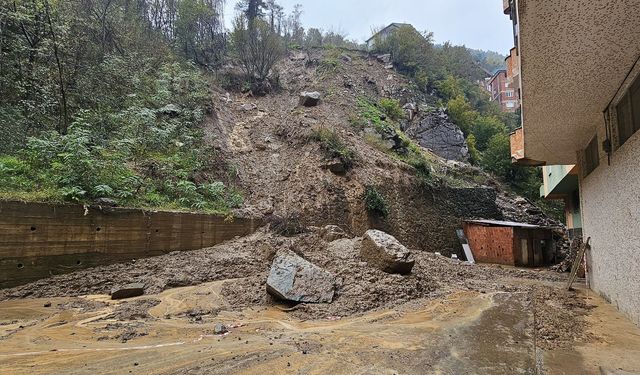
[0,227,593,352]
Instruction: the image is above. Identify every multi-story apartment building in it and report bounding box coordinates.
[504,47,521,110]
[486,69,518,112]
[505,0,640,326]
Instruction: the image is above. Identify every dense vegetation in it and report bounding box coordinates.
[0,0,246,213]
[371,25,549,206]
[0,1,551,215]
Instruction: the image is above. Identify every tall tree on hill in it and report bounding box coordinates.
[265,0,282,32]
[236,0,265,24]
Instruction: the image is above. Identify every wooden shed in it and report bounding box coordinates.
[462,220,555,267]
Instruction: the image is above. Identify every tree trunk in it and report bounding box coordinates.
[44,0,69,134]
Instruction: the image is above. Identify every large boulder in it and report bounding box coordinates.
[404,108,469,161]
[299,91,321,107]
[266,252,335,303]
[360,230,415,274]
[111,283,145,300]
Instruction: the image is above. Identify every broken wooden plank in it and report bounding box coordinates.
[566,237,590,291]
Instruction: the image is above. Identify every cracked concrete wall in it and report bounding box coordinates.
[581,129,640,327]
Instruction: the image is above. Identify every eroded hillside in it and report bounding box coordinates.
[204,48,559,255]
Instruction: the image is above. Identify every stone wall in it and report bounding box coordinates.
[0,201,261,288]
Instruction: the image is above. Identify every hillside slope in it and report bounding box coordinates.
[205,48,559,256]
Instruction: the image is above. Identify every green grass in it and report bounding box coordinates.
[310,127,356,168]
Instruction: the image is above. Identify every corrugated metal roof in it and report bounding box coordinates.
[464,219,544,229]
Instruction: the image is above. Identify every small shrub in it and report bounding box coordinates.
[363,185,389,218]
[318,58,339,74]
[379,98,405,121]
[268,213,306,236]
[311,128,355,169]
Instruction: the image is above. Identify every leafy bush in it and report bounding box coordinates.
[352,98,395,134]
[447,95,478,135]
[472,116,508,151]
[0,59,242,215]
[363,186,389,218]
[466,134,481,165]
[311,128,355,168]
[379,98,405,121]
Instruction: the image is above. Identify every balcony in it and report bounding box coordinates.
[503,0,511,15]
[510,128,545,166]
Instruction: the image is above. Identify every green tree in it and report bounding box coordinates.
[447,95,478,134]
[471,116,508,151]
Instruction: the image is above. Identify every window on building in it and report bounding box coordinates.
[506,90,514,98]
[616,75,640,147]
[584,135,600,176]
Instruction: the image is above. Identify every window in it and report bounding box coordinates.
[506,90,514,98]
[616,75,640,147]
[584,135,600,176]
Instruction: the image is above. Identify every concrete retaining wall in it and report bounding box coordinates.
[0,201,261,288]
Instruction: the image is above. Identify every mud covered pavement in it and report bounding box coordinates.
[2,229,640,374]
[1,282,640,374]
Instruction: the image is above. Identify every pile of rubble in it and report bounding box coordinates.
[551,236,584,274]
[265,229,416,304]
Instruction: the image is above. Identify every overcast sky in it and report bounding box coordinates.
[224,0,514,53]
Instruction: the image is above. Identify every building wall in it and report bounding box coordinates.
[463,224,515,265]
[0,201,261,288]
[580,128,640,326]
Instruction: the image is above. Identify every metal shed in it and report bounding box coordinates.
[462,220,555,267]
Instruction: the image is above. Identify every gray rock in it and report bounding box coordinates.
[266,252,335,303]
[94,198,117,207]
[299,92,321,107]
[111,283,145,300]
[158,104,181,116]
[360,230,415,274]
[320,225,348,242]
[404,108,469,161]
[214,323,228,335]
[239,103,257,111]
[340,54,352,63]
[376,54,392,64]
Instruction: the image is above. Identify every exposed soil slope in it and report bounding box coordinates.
[205,48,559,255]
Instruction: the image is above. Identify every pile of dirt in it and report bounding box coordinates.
[0,225,594,349]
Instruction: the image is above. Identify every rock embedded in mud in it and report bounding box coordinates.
[111,283,145,300]
[320,225,348,242]
[214,323,228,335]
[299,91,321,107]
[376,54,391,64]
[360,230,415,275]
[266,252,335,303]
[323,160,348,175]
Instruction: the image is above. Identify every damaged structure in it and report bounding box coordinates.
[463,220,554,267]
[504,0,640,325]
